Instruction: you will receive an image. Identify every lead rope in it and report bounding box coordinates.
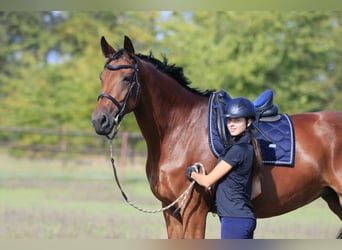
[108,139,205,214]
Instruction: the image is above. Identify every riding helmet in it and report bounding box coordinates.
[224,97,256,119]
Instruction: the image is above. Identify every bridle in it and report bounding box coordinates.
[97,56,141,140]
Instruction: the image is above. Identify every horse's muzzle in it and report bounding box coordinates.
[91,111,115,136]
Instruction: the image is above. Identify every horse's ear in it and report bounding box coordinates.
[101,36,116,58]
[123,35,135,55]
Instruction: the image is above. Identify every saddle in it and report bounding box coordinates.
[254,89,280,122]
[208,89,295,167]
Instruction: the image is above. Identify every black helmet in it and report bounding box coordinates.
[224,97,256,119]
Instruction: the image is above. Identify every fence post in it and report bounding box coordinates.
[120,132,128,168]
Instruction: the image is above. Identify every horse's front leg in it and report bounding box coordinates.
[162,205,184,238]
[182,196,210,239]
[162,206,208,239]
[183,211,208,238]
[165,187,211,239]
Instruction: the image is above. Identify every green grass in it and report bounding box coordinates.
[0,153,340,239]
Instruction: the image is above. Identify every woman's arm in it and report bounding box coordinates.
[191,160,233,188]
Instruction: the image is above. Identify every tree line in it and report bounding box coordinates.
[0,11,341,149]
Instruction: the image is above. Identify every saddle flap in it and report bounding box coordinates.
[213,90,231,148]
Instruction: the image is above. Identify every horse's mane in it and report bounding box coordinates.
[105,49,213,96]
[105,50,208,98]
[136,52,213,97]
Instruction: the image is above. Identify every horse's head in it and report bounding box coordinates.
[91,36,140,138]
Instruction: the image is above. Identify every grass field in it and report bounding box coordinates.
[0,153,341,239]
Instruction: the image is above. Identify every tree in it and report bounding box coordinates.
[156,11,341,113]
[0,11,341,151]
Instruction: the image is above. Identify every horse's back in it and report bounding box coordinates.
[291,110,342,142]
[291,110,342,123]
[291,110,342,166]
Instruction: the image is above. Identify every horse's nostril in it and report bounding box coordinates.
[100,114,107,125]
[100,114,111,129]
[92,111,113,135]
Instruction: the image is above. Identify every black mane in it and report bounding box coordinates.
[136,52,213,97]
[105,49,213,97]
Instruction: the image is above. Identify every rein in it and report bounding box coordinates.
[108,139,205,214]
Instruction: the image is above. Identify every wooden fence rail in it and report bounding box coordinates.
[0,127,145,166]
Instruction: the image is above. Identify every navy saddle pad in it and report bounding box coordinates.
[208,90,295,167]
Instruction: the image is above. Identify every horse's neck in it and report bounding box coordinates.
[133,65,205,150]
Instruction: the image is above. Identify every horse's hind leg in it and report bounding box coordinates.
[321,187,342,238]
[322,188,342,220]
[337,228,342,239]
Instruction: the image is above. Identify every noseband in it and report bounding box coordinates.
[97,57,141,139]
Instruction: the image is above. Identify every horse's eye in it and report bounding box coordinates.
[123,75,132,82]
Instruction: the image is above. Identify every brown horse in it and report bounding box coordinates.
[91,36,342,239]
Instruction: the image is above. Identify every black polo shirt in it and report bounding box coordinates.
[216,133,255,218]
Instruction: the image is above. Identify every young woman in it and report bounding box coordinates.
[187,97,263,239]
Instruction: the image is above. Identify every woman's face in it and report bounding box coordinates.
[227,117,250,136]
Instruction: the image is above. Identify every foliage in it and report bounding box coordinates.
[158,11,341,113]
[0,11,341,148]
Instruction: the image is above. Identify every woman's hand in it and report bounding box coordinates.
[186,165,199,181]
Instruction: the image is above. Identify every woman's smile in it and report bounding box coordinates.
[227,117,247,136]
